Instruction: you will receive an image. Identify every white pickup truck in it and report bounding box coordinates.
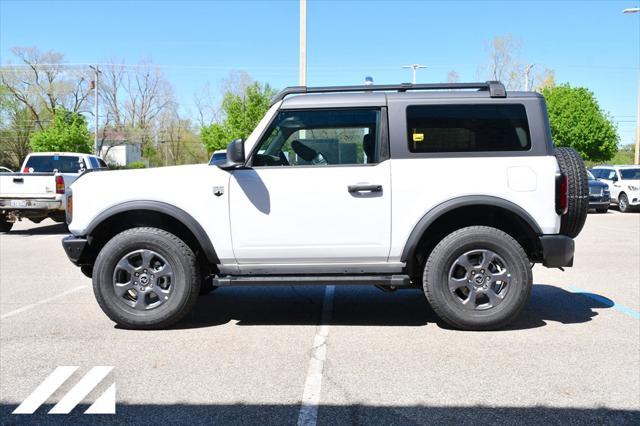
[0,152,108,232]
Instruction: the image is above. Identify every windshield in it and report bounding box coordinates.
[24,155,83,173]
[620,168,640,180]
[587,171,595,180]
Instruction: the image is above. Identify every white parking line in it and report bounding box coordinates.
[297,285,335,426]
[0,285,87,320]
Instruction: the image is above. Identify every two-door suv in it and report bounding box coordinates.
[62,81,588,330]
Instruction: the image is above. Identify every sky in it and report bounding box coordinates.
[1,0,638,146]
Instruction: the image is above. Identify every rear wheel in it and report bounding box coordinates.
[92,227,200,329]
[619,193,631,213]
[423,226,532,331]
[0,218,13,233]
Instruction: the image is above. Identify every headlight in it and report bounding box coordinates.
[628,185,639,191]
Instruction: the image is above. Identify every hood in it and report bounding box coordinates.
[70,163,226,192]
[588,179,608,189]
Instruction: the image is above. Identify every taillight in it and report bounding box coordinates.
[66,193,73,224]
[556,173,568,215]
[55,175,65,194]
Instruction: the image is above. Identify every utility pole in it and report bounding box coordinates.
[89,65,101,156]
[299,0,307,86]
[402,64,427,84]
[623,7,639,164]
[636,80,639,165]
[524,64,534,91]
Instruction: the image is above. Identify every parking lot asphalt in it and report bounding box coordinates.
[1,210,639,425]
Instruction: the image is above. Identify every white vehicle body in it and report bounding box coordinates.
[62,81,584,331]
[0,152,107,225]
[591,165,640,209]
[68,93,562,273]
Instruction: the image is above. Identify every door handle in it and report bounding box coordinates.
[348,184,382,193]
[13,177,24,183]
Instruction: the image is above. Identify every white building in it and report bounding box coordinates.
[100,143,142,167]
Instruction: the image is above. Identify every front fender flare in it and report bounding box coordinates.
[80,200,220,264]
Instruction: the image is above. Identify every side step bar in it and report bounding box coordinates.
[212,274,411,287]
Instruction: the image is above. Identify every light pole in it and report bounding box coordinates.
[299,0,307,86]
[623,7,639,164]
[402,64,427,84]
[89,65,101,156]
[524,64,534,91]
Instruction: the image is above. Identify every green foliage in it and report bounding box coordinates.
[586,144,636,168]
[541,84,618,162]
[1,84,35,168]
[201,82,276,152]
[126,161,147,169]
[29,109,92,153]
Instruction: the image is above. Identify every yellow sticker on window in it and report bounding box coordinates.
[413,133,424,142]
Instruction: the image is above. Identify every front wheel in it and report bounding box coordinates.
[619,193,631,213]
[423,226,532,331]
[92,227,200,329]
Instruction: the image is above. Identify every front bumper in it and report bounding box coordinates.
[539,235,574,268]
[62,235,88,266]
[588,200,610,210]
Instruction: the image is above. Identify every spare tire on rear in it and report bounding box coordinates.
[555,147,588,238]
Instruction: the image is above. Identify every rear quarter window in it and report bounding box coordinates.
[406,104,531,153]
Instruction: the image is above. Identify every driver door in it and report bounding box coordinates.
[228,107,391,266]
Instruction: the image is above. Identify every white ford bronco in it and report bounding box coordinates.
[62,81,588,330]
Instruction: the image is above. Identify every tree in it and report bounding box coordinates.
[1,85,36,168]
[542,84,618,162]
[0,47,92,129]
[446,70,459,83]
[30,109,92,153]
[535,68,556,91]
[485,35,555,92]
[486,34,523,90]
[201,80,276,153]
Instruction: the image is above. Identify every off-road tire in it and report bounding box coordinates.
[423,226,532,331]
[554,147,588,238]
[93,227,200,329]
[0,219,13,233]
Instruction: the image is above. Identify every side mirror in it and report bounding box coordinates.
[218,138,246,170]
[612,176,618,182]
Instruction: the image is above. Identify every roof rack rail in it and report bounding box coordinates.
[271,81,506,105]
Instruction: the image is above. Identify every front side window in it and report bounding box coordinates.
[406,104,531,153]
[251,109,380,167]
